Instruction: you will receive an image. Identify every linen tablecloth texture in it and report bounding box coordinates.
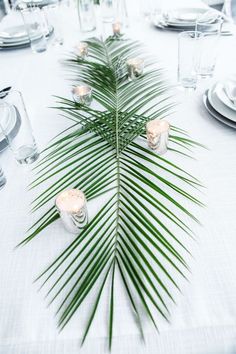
[1,0,236,353]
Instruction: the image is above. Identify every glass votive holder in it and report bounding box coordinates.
[126,58,144,81]
[55,189,88,234]
[0,90,39,165]
[112,21,122,36]
[72,85,92,106]
[0,166,7,190]
[146,119,170,155]
[75,42,88,59]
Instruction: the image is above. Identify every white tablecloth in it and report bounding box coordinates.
[1,1,236,353]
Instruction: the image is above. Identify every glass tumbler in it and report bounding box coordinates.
[100,0,115,22]
[20,6,47,53]
[0,90,39,165]
[0,167,6,190]
[178,31,203,90]
[139,0,154,21]
[77,0,96,32]
[224,0,236,24]
[196,10,223,78]
[43,3,64,46]
[114,0,128,27]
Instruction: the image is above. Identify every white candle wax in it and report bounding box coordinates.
[126,58,144,80]
[146,119,170,155]
[76,42,88,59]
[112,21,121,35]
[72,85,92,105]
[55,189,88,233]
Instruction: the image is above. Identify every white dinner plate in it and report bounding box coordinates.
[0,25,53,48]
[0,25,31,41]
[0,24,45,44]
[208,83,236,122]
[215,81,236,112]
[203,90,236,129]
[166,7,207,26]
[0,104,21,152]
[152,20,194,31]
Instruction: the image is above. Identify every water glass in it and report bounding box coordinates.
[178,31,203,90]
[20,6,47,53]
[0,167,6,190]
[0,90,39,165]
[139,0,154,21]
[77,0,96,32]
[114,0,128,27]
[224,0,236,24]
[43,3,63,46]
[196,10,223,78]
[100,0,115,22]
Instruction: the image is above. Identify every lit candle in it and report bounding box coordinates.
[126,58,144,80]
[72,85,92,106]
[75,42,88,59]
[112,21,122,36]
[146,119,170,155]
[55,189,88,234]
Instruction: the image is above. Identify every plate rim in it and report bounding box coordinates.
[203,90,236,129]
[166,7,207,25]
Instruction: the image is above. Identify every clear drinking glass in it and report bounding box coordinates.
[114,0,128,27]
[139,0,154,21]
[77,0,96,32]
[0,90,39,165]
[178,31,203,90]
[0,167,6,190]
[43,3,64,46]
[100,0,115,22]
[224,0,236,24]
[196,10,223,78]
[20,6,47,53]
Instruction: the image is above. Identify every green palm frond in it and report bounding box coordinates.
[20,37,202,349]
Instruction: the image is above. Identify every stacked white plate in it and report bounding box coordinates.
[153,7,231,35]
[0,24,53,50]
[153,7,207,31]
[0,104,21,152]
[203,81,236,129]
[0,24,42,50]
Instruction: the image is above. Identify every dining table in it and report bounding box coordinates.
[1,0,236,353]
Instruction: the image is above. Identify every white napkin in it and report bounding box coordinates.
[225,80,236,106]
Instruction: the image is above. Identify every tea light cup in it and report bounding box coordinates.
[55,189,88,234]
[75,42,88,59]
[112,21,122,36]
[146,119,170,155]
[126,58,144,80]
[72,85,92,106]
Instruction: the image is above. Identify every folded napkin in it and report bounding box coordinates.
[225,80,236,106]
